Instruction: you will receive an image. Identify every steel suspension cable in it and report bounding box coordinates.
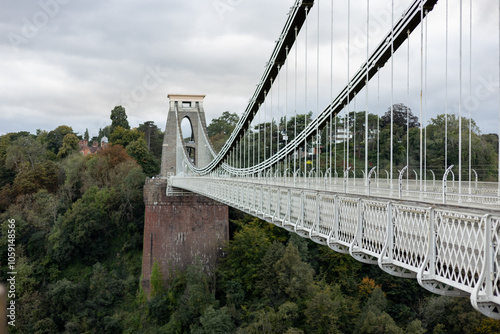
[390,0,395,190]
[270,78,273,161]
[347,0,351,184]
[377,68,380,187]
[419,0,424,194]
[468,0,472,194]
[424,9,428,191]
[285,46,289,172]
[278,66,281,157]
[294,26,298,175]
[459,0,463,199]
[331,0,335,179]
[407,30,410,189]
[317,0,320,177]
[264,91,267,163]
[304,6,309,178]
[365,0,370,186]
[445,0,449,172]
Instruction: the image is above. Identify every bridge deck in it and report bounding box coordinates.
[170,175,500,319]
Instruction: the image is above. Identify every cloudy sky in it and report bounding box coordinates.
[1,0,499,137]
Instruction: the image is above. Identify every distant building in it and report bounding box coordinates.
[79,137,109,156]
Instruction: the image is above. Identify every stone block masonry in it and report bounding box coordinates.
[141,178,228,296]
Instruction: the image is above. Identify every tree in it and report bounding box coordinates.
[425,114,498,179]
[191,306,236,334]
[207,111,239,137]
[12,160,60,195]
[57,133,79,158]
[173,262,217,331]
[286,112,313,142]
[48,186,117,264]
[355,287,404,334]
[274,242,315,301]
[45,125,74,155]
[219,222,271,296]
[150,260,165,298]
[137,121,163,158]
[84,128,90,142]
[207,111,239,152]
[109,127,141,148]
[5,135,45,171]
[240,302,301,334]
[126,137,160,176]
[304,285,343,334]
[257,241,287,306]
[381,104,420,130]
[110,106,130,133]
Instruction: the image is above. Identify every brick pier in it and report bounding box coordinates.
[141,178,228,296]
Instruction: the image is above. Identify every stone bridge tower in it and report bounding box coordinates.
[141,94,228,297]
[160,94,213,176]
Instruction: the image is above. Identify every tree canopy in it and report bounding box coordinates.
[110,105,130,133]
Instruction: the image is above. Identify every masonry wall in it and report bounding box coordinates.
[141,179,229,296]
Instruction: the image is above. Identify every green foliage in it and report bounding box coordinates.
[219,222,271,296]
[274,242,315,301]
[5,135,45,171]
[2,118,500,333]
[110,105,130,132]
[354,287,405,334]
[286,112,313,142]
[150,260,165,298]
[207,111,239,152]
[208,111,239,138]
[191,306,236,334]
[239,302,300,334]
[126,137,160,176]
[381,104,420,129]
[426,114,498,179]
[138,121,164,159]
[45,125,74,155]
[49,186,118,264]
[110,126,142,147]
[12,160,60,196]
[304,285,342,334]
[57,133,79,158]
[256,241,286,305]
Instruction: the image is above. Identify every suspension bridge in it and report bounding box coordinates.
[146,0,500,319]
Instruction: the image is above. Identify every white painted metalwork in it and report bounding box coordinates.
[169,175,500,318]
[160,0,500,320]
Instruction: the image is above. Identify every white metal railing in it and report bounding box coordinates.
[170,175,500,319]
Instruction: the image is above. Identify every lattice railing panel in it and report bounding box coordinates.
[361,200,388,256]
[270,188,279,218]
[392,204,429,270]
[263,187,271,216]
[434,210,485,291]
[279,190,288,221]
[303,193,316,231]
[318,195,335,236]
[337,197,358,245]
[492,217,500,300]
[290,191,302,226]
